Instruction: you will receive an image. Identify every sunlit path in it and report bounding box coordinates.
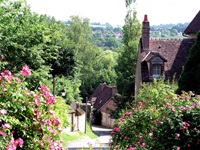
[67,125,112,150]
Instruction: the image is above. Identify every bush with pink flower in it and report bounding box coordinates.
[110,80,200,150]
[0,66,65,149]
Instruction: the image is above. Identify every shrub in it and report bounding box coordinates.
[51,96,70,129]
[0,66,65,149]
[177,31,200,94]
[110,80,200,150]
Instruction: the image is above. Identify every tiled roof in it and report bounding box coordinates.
[184,10,200,34]
[88,83,117,110]
[100,99,117,114]
[141,38,195,80]
[142,51,167,62]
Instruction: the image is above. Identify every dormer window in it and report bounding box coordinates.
[150,56,166,80]
[152,64,161,78]
[142,52,167,82]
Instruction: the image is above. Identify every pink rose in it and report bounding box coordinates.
[14,138,24,148]
[0,130,6,136]
[34,97,40,106]
[2,123,11,128]
[21,65,31,76]
[0,109,7,115]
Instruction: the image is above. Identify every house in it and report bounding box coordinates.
[65,102,86,133]
[89,83,117,128]
[135,11,200,96]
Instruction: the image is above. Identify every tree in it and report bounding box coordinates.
[44,18,76,95]
[0,0,76,95]
[114,0,141,111]
[0,0,52,89]
[94,50,118,86]
[125,0,136,7]
[177,31,200,94]
[67,16,102,99]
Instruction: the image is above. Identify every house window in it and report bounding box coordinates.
[152,64,161,78]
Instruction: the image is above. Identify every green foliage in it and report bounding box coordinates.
[150,23,189,38]
[177,31,200,94]
[67,16,118,99]
[115,3,141,103]
[0,0,76,94]
[0,0,119,104]
[110,80,200,149]
[51,96,70,128]
[56,75,82,104]
[93,50,118,86]
[91,26,123,52]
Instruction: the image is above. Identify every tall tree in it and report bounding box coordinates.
[67,16,101,99]
[44,18,76,95]
[93,50,118,86]
[125,0,136,8]
[0,0,53,90]
[177,31,200,94]
[115,0,141,107]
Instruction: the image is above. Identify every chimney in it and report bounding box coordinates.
[142,14,150,51]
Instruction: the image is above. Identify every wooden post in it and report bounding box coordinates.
[85,97,88,133]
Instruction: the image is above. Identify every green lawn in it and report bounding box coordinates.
[60,122,98,147]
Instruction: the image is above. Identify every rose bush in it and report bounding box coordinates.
[0,66,65,149]
[110,80,200,150]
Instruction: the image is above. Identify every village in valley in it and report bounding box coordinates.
[0,0,200,150]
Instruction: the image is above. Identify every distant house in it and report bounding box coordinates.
[135,11,200,96]
[89,83,117,128]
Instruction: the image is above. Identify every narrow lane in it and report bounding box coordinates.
[66,125,113,150]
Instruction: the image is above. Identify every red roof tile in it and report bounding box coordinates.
[100,99,117,114]
[88,83,117,110]
[141,38,195,80]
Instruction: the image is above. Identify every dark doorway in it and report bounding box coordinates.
[92,110,102,125]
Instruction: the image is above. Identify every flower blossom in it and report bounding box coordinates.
[127,148,136,150]
[172,106,176,112]
[34,109,41,117]
[149,132,153,136]
[34,97,40,106]
[191,103,197,109]
[21,65,31,76]
[14,138,24,148]
[125,111,132,116]
[138,102,143,106]
[46,95,55,105]
[51,117,61,126]
[39,85,50,96]
[1,70,13,82]
[0,130,6,136]
[2,123,11,128]
[113,127,120,132]
[49,109,55,117]
[0,109,7,115]
[139,136,143,140]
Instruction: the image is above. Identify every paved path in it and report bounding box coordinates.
[66,125,113,150]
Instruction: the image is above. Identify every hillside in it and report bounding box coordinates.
[65,21,190,51]
[150,22,189,38]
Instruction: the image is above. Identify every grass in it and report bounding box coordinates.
[85,122,98,138]
[60,122,98,147]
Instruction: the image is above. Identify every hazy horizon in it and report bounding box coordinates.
[26,0,200,26]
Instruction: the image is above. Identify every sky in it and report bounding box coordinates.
[26,0,200,26]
